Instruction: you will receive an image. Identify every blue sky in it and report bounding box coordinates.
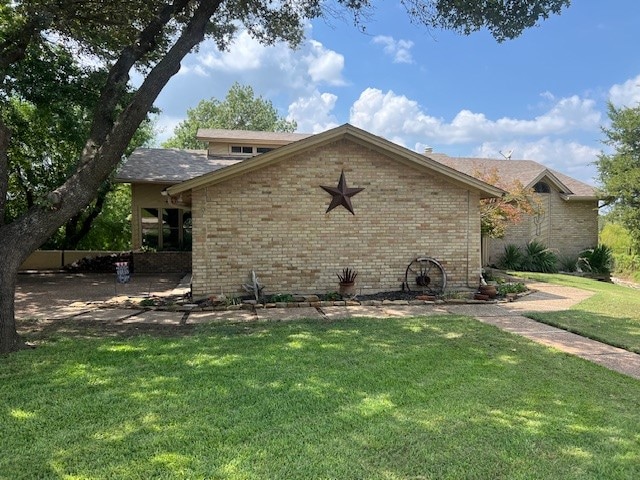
[151,1,640,185]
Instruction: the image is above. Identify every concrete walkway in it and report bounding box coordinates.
[15,273,640,380]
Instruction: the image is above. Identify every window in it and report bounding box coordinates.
[256,147,273,154]
[140,208,191,251]
[533,181,551,193]
[231,145,253,154]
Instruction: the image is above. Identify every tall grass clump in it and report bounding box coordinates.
[520,240,558,273]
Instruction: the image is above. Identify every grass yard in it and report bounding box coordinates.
[2,316,640,479]
[512,273,640,354]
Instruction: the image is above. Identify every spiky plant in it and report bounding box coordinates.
[337,267,358,284]
[521,240,558,273]
[498,244,523,271]
[578,245,613,274]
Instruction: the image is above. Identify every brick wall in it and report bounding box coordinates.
[132,251,192,273]
[486,184,598,265]
[191,139,482,296]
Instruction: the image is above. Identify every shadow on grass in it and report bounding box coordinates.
[2,316,640,479]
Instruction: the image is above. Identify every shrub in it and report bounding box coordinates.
[558,255,578,272]
[520,240,558,273]
[498,244,523,270]
[269,293,295,303]
[577,245,613,274]
[497,282,527,295]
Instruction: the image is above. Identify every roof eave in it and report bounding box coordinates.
[559,194,599,202]
[168,124,505,198]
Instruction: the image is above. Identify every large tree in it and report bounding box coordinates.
[0,0,570,353]
[164,82,296,149]
[597,103,640,252]
[2,42,155,249]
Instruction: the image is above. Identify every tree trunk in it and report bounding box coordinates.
[0,243,25,353]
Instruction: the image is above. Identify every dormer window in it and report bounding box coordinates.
[231,145,253,154]
[533,181,551,193]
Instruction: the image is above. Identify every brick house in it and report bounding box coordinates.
[116,123,598,296]
[427,155,599,266]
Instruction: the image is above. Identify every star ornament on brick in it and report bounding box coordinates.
[320,170,364,215]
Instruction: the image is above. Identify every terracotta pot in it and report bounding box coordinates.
[339,282,356,297]
[478,284,498,299]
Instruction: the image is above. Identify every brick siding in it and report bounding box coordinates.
[191,139,482,297]
[486,185,599,265]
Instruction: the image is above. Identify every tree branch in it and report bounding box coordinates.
[83,0,192,159]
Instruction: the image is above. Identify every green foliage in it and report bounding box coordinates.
[163,83,297,149]
[2,41,154,248]
[323,291,342,301]
[499,241,558,273]
[597,103,640,252]
[577,245,613,275]
[498,244,524,270]
[74,184,132,250]
[269,293,295,303]
[520,240,558,273]
[558,255,578,272]
[600,220,634,254]
[497,282,527,295]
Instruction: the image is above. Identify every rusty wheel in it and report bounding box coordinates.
[404,257,447,294]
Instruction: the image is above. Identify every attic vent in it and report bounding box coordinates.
[424,147,433,154]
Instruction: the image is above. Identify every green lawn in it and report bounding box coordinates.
[511,272,640,354]
[2,317,640,479]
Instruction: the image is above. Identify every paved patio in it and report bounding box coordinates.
[15,272,640,380]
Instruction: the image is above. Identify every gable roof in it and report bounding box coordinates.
[426,154,597,201]
[166,124,505,199]
[115,148,241,184]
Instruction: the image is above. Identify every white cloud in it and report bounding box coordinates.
[153,26,347,132]
[609,74,640,108]
[349,88,601,145]
[347,87,603,183]
[288,91,340,133]
[372,35,414,64]
[305,40,346,85]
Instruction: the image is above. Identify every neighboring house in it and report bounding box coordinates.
[116,123,598,296]
[426,154,599,266]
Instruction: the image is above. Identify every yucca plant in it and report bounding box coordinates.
[337,267,358,284]
[498,244,523,271]
[520,240,558,273]
[578,245,613,274]
[558,255,578,272]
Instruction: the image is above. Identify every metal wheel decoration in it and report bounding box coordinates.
[404,257,447,294]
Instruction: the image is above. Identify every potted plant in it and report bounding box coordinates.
[337,267,358,297]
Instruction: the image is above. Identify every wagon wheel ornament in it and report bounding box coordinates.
[404,257,447,295]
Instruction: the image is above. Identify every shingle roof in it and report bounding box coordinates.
[115,148,241,184]
[426,153,597,198]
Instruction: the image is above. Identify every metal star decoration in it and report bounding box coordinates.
[320,170,364,215]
